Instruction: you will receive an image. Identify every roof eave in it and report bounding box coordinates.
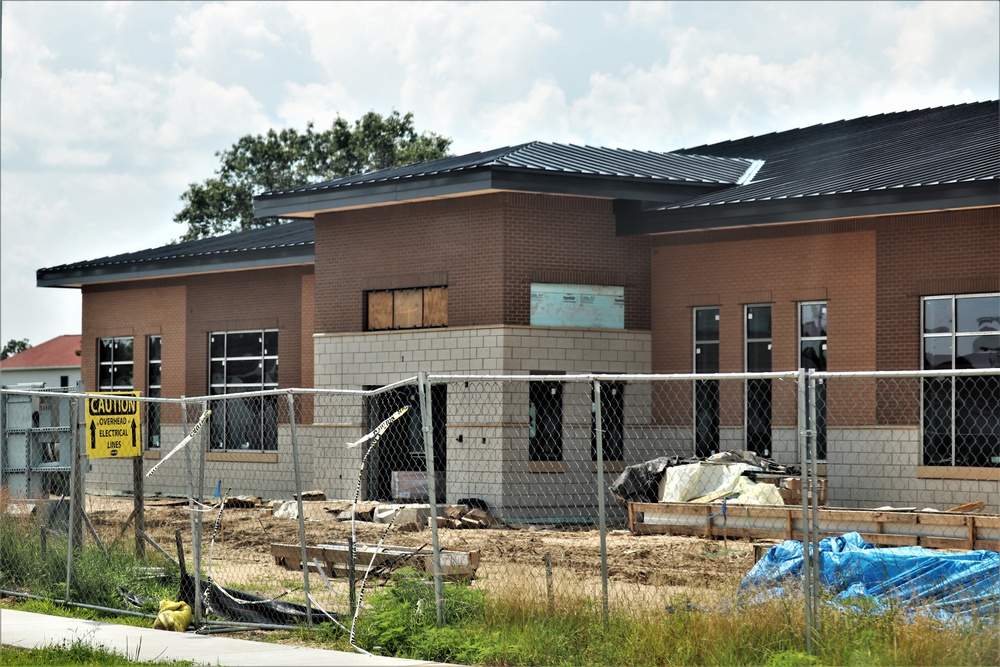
[616,181,1000,235]
[37,246,315,288]
[253,166,731,219]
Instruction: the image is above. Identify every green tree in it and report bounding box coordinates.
[175,111,452,240]
[1,338,31,360]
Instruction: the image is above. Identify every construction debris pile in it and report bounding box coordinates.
[610,450,800,505]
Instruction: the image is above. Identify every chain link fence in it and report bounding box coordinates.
[2,368,997,646]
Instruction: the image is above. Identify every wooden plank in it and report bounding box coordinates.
[920,536,975,550]
[393,289,423,329]
[423,287,448,327]
[859,533,919,547]
[368,291,393,330]
[629,502,1000,550]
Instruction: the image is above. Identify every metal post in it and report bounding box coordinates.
[70,392,85,551]
[133,455,145,558]
[595,379,609,627]
[808,373,821,637]
[797,370,812,654]
[64,395,80,603]
[418,372,445,627]
[287,392,312,627]
[182,399,202,626]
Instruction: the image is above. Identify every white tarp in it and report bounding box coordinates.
[657,462,785,505]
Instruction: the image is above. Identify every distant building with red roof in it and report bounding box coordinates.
[0,335,81,388]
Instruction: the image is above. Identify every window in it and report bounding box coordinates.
[694,307,720,457]
[529,381,563,461]
[799,302,828,460]
[147,336,161,449]
[592,382,625,461]
[98,337,133,391]
[745,305,772,456]
[367,287,447,330]
[209,330,278,451]
[922,294,999,467]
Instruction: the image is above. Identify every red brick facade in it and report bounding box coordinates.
[650,209,999,376]
[81,266,314,398]
[313,193,651,333]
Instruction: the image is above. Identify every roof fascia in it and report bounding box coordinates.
[488,167,724,203]
[254,169,496,218]
[37,247,314,288]
[615,181,1000,235]
[254,166,728,219]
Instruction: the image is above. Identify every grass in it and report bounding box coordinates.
[0,514,180,616]
[2,510,997,666]
[345,568,999,666]
[0,639,195,666]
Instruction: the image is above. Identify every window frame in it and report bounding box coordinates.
[744,304,773,456]
[529,380,563,462]
[591,380,625,462]
[693,307,720,457]
[208,329,279,452]
[798,301,828,460]
[147,335,161,449]
[921,293,1000,468]
[98,337,134,391]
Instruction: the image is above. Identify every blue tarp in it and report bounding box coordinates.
[740,532,1000,623]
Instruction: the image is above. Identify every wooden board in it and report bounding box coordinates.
[368,291,393,330]
[423,287,448,327]
[393,289,423,329]
[629,502,1000,551]
[270,541,479,581]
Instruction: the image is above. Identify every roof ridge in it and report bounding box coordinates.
[677,100,998,155]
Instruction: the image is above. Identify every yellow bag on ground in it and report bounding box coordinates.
[153,599,192,632]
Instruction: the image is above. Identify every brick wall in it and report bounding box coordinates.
[81,265,314,399]
[875,209,999,371]
[651,221,877,375]
[82,281,187,398]
[313,193,651,334]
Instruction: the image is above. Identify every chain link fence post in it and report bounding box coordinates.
[287,391,312,627]
[595,377,609,627]
[419,371,445,626]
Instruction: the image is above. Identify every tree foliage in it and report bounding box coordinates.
[174,111,452,240]
[1,339,31,360]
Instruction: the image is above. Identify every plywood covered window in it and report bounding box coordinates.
[367,287,447,330]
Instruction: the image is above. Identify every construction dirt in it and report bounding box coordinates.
[83,496,757,611]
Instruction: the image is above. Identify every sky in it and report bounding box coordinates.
[1,0,998,349]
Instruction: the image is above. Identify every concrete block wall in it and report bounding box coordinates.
[825,427,999,514]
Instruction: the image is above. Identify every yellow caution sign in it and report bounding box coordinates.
[85,392,141,459]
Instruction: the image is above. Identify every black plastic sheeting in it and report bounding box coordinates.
[179,574,334,626]
[608,451,800,504]
[119,574,336,627]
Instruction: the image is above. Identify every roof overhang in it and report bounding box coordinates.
[615,180,1000,235]
[253,166,730,219]
[37,246,314,289]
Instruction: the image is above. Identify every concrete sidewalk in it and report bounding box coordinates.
[0,609,446,666]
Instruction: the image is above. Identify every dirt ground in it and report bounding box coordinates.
[83,495,757,612]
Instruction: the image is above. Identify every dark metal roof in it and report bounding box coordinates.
[617,101,1000,234]
[253,142,759,218]
[262,142,758,196]
[670,101,999,209]
[37,219,314,288]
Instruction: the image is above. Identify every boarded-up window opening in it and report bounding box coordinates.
[367,287,448,331]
